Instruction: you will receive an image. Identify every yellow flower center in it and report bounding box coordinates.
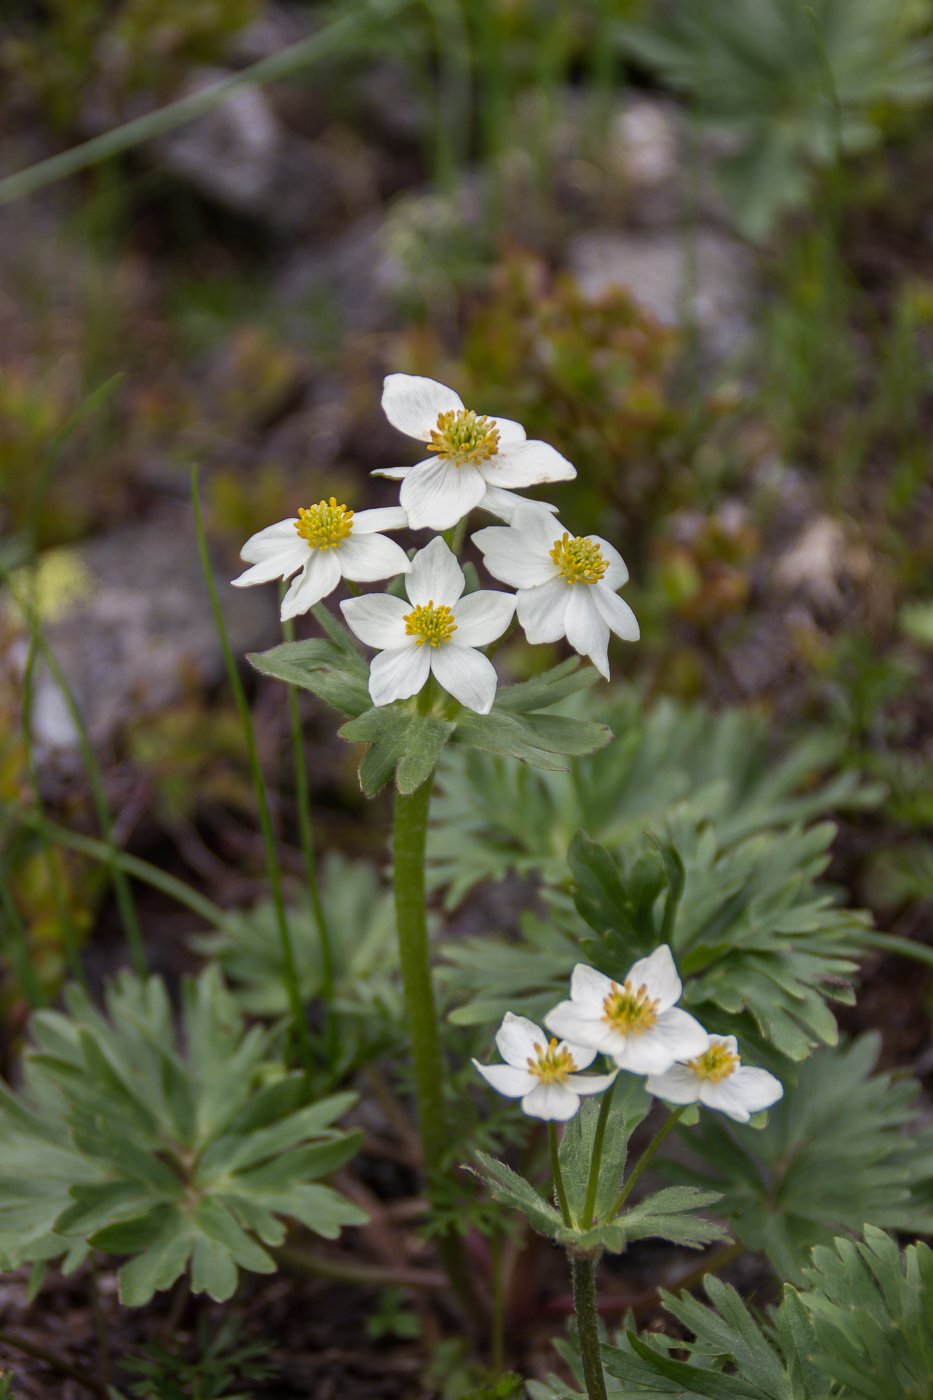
[527,1038,577,1085]
[404,600,457,648]
[550,533,608,585]
[294,498,354,550]
[427,408,500,466]
[602,979,659,1036]
[687,1039,740,1083]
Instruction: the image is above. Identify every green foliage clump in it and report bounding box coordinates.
[671,1035,933,1281]
[440,690,877,1062]
[0,968,365,1305]
[599,1228,933,1400]
[124,1315,275,1399]
[619,0,933,239]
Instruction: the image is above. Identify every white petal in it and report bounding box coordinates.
[368,644,430,706]
[280,552,341,619]
[232,541,308,587]
[545,1001,619,1056]
[472,1061,537,1099]
[612,1009,709,1076]
[239,518,301,562]
[451,591,515,647]
[489,416,527,445]
[478,485,559,523]
[569,1070,618,1097]
[701,1068,783,1122]
[516,578,571,643]
[561,1040,598,1071]
[482,440,577,488]
[340,594,410,649]
[624,946,682,1013]
[337,533,411,583]
[592,585,640,643]
[511,505,569,544]
[570,964,615,1007]
[431,645,499,714]
[645,1064,702,1105]
[496,1012,547,1067]
[352,507,409,534]
[471,526,557,589]
[564,588,611,678]
[400,458,487,532]
[406,536,465,606]
[522,1082,581,1122]
[371,465,410,481]
[382,373,463,441]
[590,537,629,589]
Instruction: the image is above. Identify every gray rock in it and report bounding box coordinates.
[10,506,275,762]
[567,227,756,363]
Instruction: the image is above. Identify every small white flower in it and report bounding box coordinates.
[545,947,708,1076]
[473,1012,617,1122]
[646,1034,784,1124]
[340,536,514,714]
[232,498,410,621]
[376,373,575,531]
[472,505,639,679]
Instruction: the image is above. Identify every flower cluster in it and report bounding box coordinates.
[233,374,639,711]
[474,945,783,1123]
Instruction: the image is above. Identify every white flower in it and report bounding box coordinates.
[544,947,708,1076]
[646,1034,783,1124]
[376,373,575,531]
[473,1012,617,1122]
[232,498,410,622]
[340,536,514,714]
[472,505,639,679]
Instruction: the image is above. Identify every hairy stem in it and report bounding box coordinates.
[548,1122,572,1227]
[570,1254,608,1400]
[609,1105,687,1220]
[581,1077,617,1228]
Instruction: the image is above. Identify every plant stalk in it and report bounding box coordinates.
[570,1253,609,1400]
[581,1076,617,1228]
[609,1105,686,1220]
[548,1122,572,1227]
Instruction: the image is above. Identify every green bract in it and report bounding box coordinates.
[0,969,366,1305]
[598,1228,933,1400]
[249,611,612,796]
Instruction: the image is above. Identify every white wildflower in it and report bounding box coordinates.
[473,1012,617,1122]
[545,947,708,1076]
[340,536,514,714]
[376,373,575,531]
[232,498,410,621]
[646,1034,784,1123]
[472,505,638,679]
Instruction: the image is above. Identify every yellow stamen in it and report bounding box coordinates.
[294,498,354,550]
[602,979,659,1036]
[550,533,608,585]
[427,408,500,466]
[404,600,457,648]
[687,1039,740,1083]
[527,1037,577,1085]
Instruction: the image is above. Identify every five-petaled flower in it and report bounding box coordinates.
[646,1034,783,1123]
[341,536,514,714]
[472,505,639,679]
[545,946,708,1075]
[233,499,410,621]
[376,374,575,531]
[473,1012,617,1121]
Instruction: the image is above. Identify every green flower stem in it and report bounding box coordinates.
[570,1253,609,1400]
[549,1122,572,1227]
[0,875,45,1007]
[581,1076,617,1229]
[393,777,447,1172]
[282,616,335,1009]
[608,1105,687,1220]
[192,467,313,1077]
[447,514,470,556]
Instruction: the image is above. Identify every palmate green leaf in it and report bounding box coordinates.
[0,969,366,1305]
[601,1230,933,1400]
[668,1036,933,1282]
[467,1153,563,1239]
[558,1078,651,1226]
[248,639,371,717]
[339,708,456,797]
